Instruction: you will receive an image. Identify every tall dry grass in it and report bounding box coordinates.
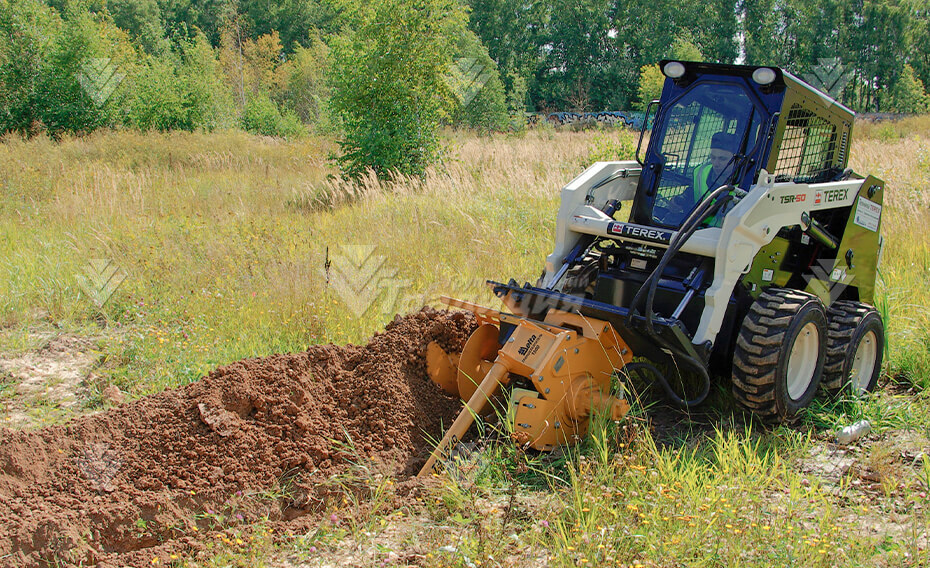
[0,121,926,393]
[0,127,604,395]
[849,122,930,384]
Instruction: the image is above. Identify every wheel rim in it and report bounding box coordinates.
[850,330,878,396]
[786,321,820,400]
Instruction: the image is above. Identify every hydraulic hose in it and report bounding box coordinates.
[628,184,733,329]
[642,189,734,335]
[624,360,710,408]
[624,184,735,407]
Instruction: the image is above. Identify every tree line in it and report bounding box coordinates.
[1,0,928,174]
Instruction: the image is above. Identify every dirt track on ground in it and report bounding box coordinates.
[0,309,475,567]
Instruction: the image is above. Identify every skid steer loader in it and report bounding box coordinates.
[420,61,885,477]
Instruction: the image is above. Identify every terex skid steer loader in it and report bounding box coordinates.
[420,61,885,476]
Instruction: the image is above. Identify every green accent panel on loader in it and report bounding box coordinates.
[743,237,793,297]
[808,175,885,305]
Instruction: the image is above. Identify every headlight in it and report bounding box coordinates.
[662,61,686,79]
[752,67,777,85]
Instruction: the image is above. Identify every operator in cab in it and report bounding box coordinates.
[665,131,740,225]
[691,131,738,201]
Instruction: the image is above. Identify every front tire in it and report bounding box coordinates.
[732,288,828,421]
[822,301,884,396]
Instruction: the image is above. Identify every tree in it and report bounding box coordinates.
[329,0,467,179]
[635,64,665,110]
[534,0,625,110]
[634,35,704,110]
[157,0,236,47]
[909,0,930,91]
[449,30,509,132]
[465,0,546,111]
[241,0,337,53]
[840,0,907,111]
[125,34,234,131]
[105,0,170,54]
[0,0,135,136]
[888,64,929,113]
[280,37,334,129]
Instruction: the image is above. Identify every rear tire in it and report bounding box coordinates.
[821,301,884,396]
[732,288,827,421]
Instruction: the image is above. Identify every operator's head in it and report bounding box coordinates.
[709,132,738,178]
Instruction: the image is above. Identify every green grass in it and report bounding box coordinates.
[850,126,930,387]
[1,121,930,566]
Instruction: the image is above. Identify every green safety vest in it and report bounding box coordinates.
[691,162,714,202]
[691,162,730,228]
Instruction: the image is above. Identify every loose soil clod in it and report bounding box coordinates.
[0,308,475,567]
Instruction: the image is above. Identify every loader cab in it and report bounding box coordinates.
[632,61,789,229]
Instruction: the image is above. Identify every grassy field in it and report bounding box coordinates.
[1,119,929,566]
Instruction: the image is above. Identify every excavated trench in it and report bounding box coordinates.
[0,309,476,567]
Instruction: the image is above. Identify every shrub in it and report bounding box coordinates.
[0,0,134,136]
[330,0,468,180]
[125,35,233,132]
[241,94,305,138]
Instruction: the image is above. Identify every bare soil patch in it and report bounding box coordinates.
[0,309,475,567]
[0,335,100,428]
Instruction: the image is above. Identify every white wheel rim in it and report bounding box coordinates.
[787,321,820,400]
[850,330,878,396]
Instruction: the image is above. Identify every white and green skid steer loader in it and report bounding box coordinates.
[420,61,885,476]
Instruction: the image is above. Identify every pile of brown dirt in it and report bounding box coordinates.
[0,308,475,567]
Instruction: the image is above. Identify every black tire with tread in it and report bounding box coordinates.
[822,301,885,395]
[731,288,827,421]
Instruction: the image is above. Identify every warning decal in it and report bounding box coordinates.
[853,196,882,232]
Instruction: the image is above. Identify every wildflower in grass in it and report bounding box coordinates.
[540,520,550,528]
